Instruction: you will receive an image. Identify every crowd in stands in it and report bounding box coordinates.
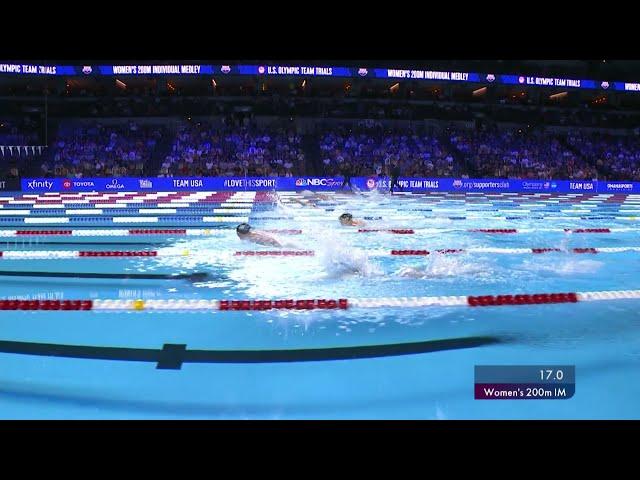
[3,113,640,181]
[566,132,640,180]
[0,118,44,181]
[40,122,164,178]
[158,120,305,177]
[448,126,599,180]
[0,117,42,146]
[319,122,456,177]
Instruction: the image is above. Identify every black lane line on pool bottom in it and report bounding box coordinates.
[0,271,210,281]
[0,336,503,370]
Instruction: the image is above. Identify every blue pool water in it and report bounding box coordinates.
[1,189,640,419]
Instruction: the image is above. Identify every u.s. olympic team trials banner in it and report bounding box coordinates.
[18,176,640,194]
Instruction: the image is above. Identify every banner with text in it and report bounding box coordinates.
[17,176,640,194]
[0,178,20,191]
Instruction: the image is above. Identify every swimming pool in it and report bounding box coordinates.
[1,189,639,419]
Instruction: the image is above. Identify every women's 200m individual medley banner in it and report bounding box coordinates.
[18,176,640,194]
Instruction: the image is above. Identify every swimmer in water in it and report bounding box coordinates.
[339,213,366,227]
[289,192,332,208]
[289,198,315,207]
[236,223,284,248]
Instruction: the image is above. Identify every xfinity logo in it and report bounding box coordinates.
[105,178,125,190]
[27,180,53,190]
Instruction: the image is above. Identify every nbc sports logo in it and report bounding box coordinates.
[452,179,463,189]
[295,178,305,186]
[62,179,72,189]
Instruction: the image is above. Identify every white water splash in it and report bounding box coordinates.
[395,254,493,279]
[316,232,382,277]
[519,257,603,276]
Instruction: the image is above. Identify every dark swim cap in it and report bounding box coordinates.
[236,223,252,235]
[339,213,353,221]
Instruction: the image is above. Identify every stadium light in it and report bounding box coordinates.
[472,87,487,96]
[390,83,400,93]
[115,79,126,90]
[549,92,568,100]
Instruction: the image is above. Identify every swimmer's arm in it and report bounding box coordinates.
[292,198,318,208]
[251,233,284,248]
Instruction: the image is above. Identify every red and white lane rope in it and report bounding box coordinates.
[232,246,640,257]
[2,246,638,260]
[0,226,637,240]
[0,249,192,259]
[1,289,639,311]
[469,228,614,234]
[351,227,634,234]
[358,229,416,234]
[387,247,640,255]
[0,228,302,237]
[234,250,315,256]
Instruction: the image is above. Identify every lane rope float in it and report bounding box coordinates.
[1,289,639,311]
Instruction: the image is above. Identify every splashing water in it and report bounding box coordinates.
[316,232,382,278]
[519,257,603,276]
[395,254,494,280]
